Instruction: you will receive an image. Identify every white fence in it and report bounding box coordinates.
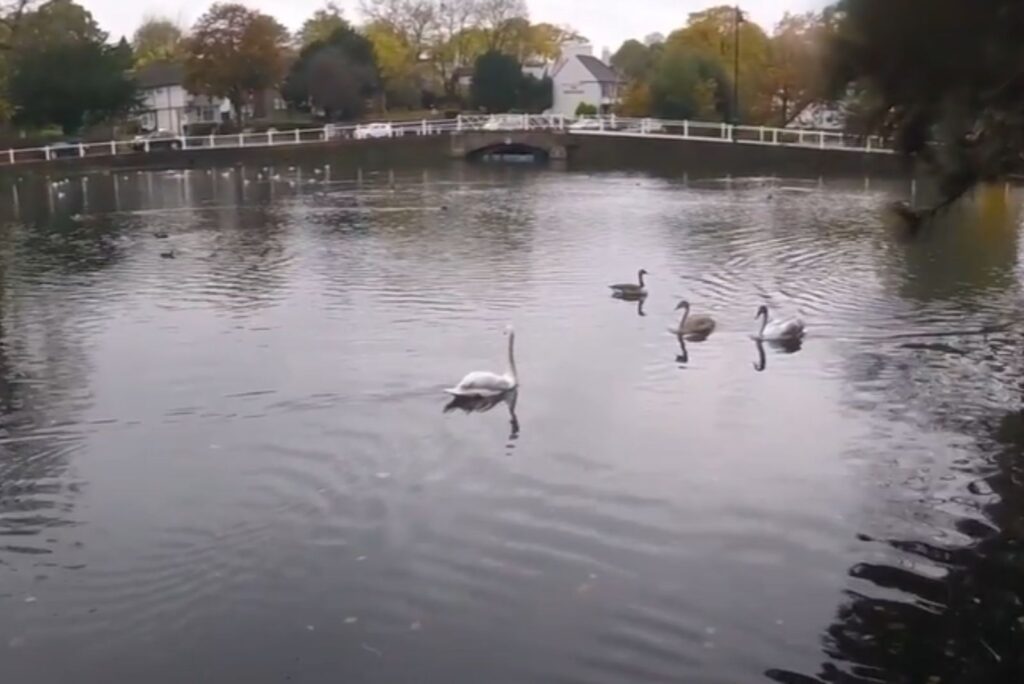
[0,115,891,166]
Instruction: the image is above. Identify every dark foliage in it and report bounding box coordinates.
[9,38,139,133]
[281,22,378,121]
[828,0,1024,223]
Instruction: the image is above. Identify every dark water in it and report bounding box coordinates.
[1,164,1022,683]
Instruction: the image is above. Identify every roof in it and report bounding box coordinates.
[134,62,185,89]
[577,55,620,83]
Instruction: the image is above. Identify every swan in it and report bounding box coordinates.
[609,269,648,299]
[753,305,805,341]
[445,326,518,397]
[668,300,716,339]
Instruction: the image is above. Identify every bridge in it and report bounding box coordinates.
[0,114,893,169]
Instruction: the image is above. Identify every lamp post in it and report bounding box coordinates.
[733,5,744,127]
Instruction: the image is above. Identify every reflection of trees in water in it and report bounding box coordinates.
[769,321,1024,680]
[768,404,1024,683]
[884,187,1021,304]
[0,259,92,563]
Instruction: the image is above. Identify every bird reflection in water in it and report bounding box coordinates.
[444,388,520,438]
[752,337,803,372]
[675,333,688,364]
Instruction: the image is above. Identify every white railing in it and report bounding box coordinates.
[0,114,891,166]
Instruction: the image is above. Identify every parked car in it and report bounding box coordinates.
[482,114,526,131]
[49,140,82,159]
[569,118,603,131]
[353,123,394,140]
[131,130,182,152]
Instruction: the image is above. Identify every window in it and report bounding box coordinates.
[274,97,287,111]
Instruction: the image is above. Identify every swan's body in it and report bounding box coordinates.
[445,327,518,397]
[610,269,648,299]
[668,300,716,339]
[753,305,804,341]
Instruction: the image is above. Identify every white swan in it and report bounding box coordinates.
[445,326,518,396]
[609,269,648,299]
[668,300,716,339]
[754,305,805,341]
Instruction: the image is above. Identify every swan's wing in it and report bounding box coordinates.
[445,371,513,396]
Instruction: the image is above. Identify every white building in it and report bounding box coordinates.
[135,62,225,135]
[550,43,623,116]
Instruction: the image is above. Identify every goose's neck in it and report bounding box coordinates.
[637,271,645,287]
[757,311,768,337]
[507,332,517,382]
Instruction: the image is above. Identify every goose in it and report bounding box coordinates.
[609,269,648,299]
[445,326,518,397]
[669,300,716,339]
[754,305,804,341]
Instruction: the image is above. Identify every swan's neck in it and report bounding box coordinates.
[507,332,517,382]
[678,308,690,331]
[637,271,645,288]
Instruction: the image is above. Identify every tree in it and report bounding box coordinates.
[296,2,347,48]
[184,3,289,125]
[767,11,830,126]
[666,5,772,122]
[132,17,183,66]
[618,81,652,116]
[363,20,419,110]
[611,39,653,83]
[282,22,378,120]
[574,101,597,116]
[431,0,482,99]
[12,0,102,47]
[518,73,551,112]
[359,0,435,56]
[470,49,519,111]
[9,38,138,132]
[650,44,730,120]
[475,0,527,50]
[827,0,1024,226]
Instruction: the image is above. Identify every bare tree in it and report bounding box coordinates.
[360,0,436,55]
[475,0,527,49]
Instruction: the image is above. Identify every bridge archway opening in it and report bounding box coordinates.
[467,143,550,163]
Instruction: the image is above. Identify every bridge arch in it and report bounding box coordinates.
[466,142,551,162]
[450,131,569,161]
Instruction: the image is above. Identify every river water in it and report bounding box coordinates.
[1,163,1022,683]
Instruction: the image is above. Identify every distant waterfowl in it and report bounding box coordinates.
[669,300,716,339]
[753,305,804,341]
[153,231,169,239]
[160,250,176,259]
[609,269,648,299]
[445,326,518,397]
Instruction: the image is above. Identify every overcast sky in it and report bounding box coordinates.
[86,0,827,54]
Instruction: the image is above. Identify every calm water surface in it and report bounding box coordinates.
[1,164,1022,683]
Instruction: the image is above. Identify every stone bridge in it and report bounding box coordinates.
[447,131,570,161]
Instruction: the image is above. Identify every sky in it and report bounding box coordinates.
[85,0,826,55]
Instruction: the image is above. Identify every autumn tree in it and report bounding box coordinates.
[296,2,347,48]
[767,11,832,126]
[650,44,730,120]
[184,3,289,125]
[283,21,378,120]
[132,16,184,66]
[667,5,772,123]
[476,0,527,50]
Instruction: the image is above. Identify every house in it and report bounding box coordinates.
[550,43,623,116]
[134,62,225,135]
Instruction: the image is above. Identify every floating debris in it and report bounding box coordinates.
[344,616,358,624]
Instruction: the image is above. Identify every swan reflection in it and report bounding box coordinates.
[752,337,803,372]
[444,388,520,437]
[675,334,688,364]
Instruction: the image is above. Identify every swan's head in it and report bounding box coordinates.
[638,268,649,276]
[674,300,690,312]
[755,304,769,319]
